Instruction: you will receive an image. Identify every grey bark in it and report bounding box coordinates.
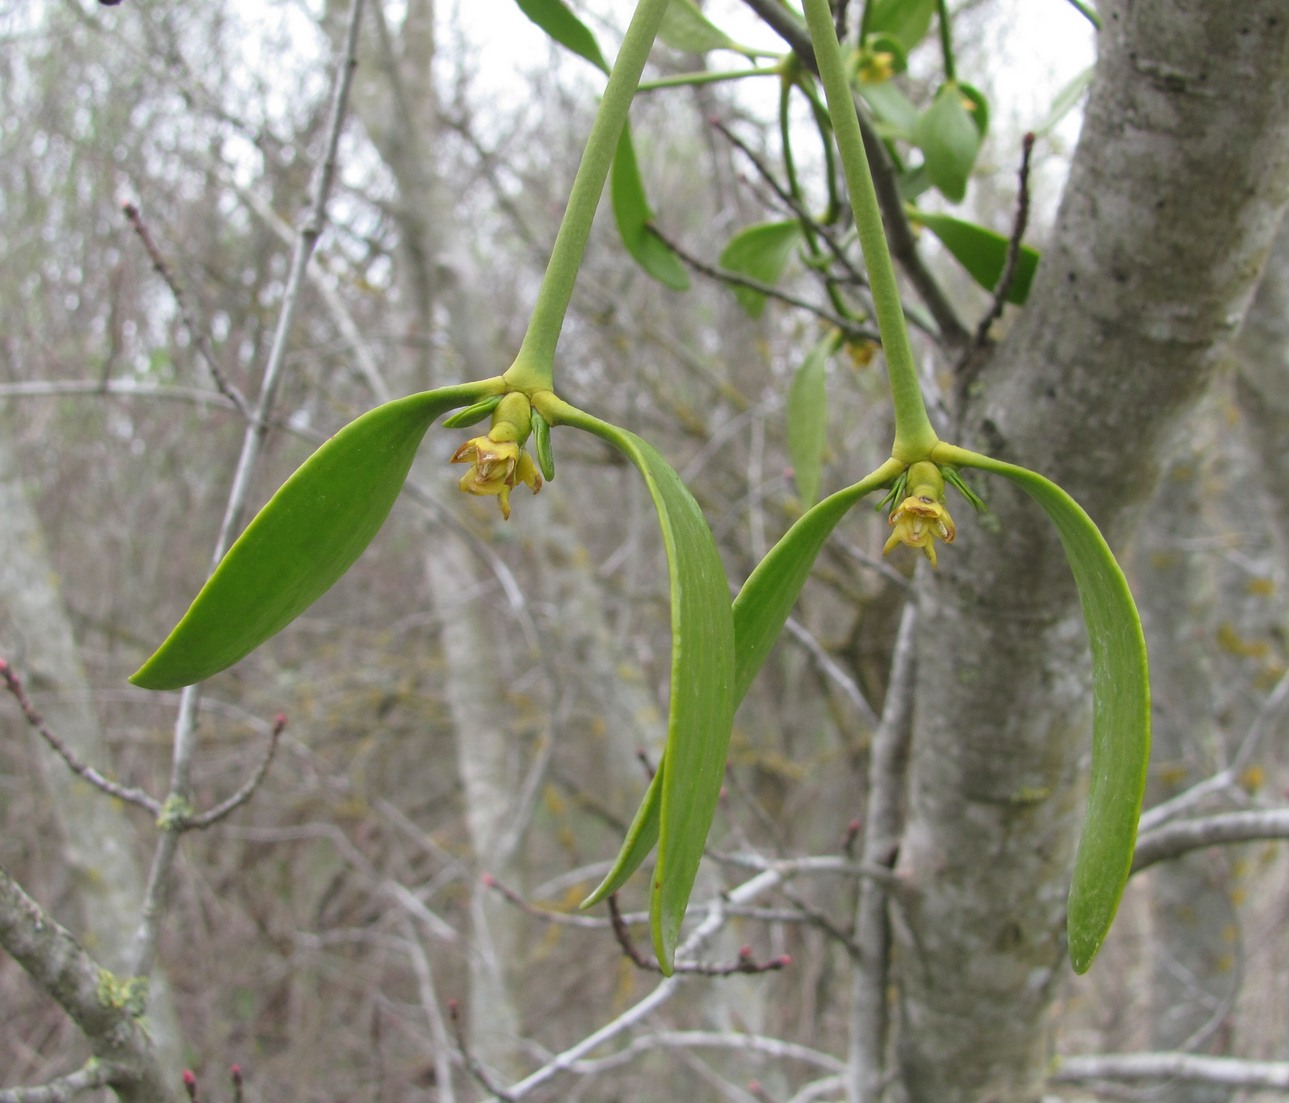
[892,3,1289,1101]
[0,866,174,1103]
[1234,213,1289,558]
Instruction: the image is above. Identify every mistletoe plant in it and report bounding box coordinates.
[132,0,1148,976]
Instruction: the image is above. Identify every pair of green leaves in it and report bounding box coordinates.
[130,383,736,973]
[584,442,1148,974]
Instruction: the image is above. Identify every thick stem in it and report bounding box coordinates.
[507,0,672,391]
[800,0,938,459]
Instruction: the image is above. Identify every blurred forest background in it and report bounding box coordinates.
[2,1,1288,1101]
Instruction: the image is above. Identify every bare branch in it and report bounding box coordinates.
[0,865,174,1103]
[1052,1052,1289,1090]
[0,1062,110,1103]
[1132,808,1289,873]
[1,659,162,816]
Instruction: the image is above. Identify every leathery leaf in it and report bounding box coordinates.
[939,444,1150,973]
[131,381,500,690]
[582,459,902,926]
[553,401,734,973]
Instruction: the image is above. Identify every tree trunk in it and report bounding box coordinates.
[892,2,1289,1100]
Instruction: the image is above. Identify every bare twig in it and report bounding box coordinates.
[483,874,622,930]
[121,202,250,417]
[1139,665,1289,833]
[1132,808,1289,873]
[1,658,162,815]
[449,999,516,1103]
[648,222,876,341]
[0,378,238,408]
[957,132,1036,378]
[607,892,791,977]
[184,712,287,829]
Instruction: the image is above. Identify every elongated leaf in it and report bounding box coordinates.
[719,220,805,318]
[554,402,734,972]
[131,382,499,690]
[1034,65,1093,137]
[581,760,663,907]
[512,0,609,73]
[612,126,690,291]
[786,332,839,508]
[939,445,1150,973]
[913,209,1040,305]
[586,457,904,914]
[733,459,903,702]
[659,0,739,54]
[864,0,937,53]
[914,81,983,203]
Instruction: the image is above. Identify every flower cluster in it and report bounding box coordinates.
[882,460,956,567]
[450,392,542,519]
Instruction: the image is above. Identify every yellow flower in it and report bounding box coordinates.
[882,462,955,567]
[451,433,542,520]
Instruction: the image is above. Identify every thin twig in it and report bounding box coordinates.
[184,712,287,829]
[1,659,161,816]
[649,222,877,341]
[121,202,250,417]
[607,893,792,976]
[713,118,871,290]
[1051,1052,1289,1089]
[957,132,1036,378]
[449,999,517,1103]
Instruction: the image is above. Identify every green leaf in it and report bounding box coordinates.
[555,402,735,973]
[912,209,1040,305]
[864,0,937,53]
[581,762,663,907]
[861,79,920,142]
[940,446,1150,974]
[914,81,984,203]
[786,332,838,508]
[131,381,500,690]
[718,220,805,318]
[659,0,739,54]
[612,126,690,291]
[1034,65,1093,138]
[733,459,902,703]
[512,0,610,73]
[584,457,905,915]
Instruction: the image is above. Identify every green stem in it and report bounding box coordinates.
[801,0,938,461]
[936,0,956,83]
[638,66,774,93]
[506,0,672,393]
